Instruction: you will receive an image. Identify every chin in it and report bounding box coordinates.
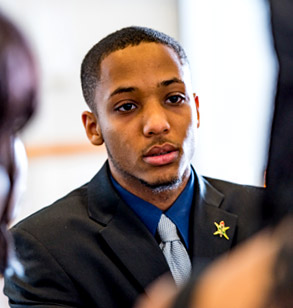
[139,164,191,192]
[138,175,182,193]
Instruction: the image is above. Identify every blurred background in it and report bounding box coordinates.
[0,0,278,306]
[0,0,276,238]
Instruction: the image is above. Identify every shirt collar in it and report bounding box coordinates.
[110,168,195,248]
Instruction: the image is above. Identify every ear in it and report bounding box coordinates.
[81,111,104,145]
[193,93,200,128]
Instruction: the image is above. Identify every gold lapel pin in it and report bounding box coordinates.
[214,220,230,240]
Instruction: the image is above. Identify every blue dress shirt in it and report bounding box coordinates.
[111,168,195,249]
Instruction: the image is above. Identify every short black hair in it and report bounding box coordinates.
[80,26,188,112]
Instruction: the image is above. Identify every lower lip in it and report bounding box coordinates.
[143,151,179,166]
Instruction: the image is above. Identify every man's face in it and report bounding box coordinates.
[85,43,199,191]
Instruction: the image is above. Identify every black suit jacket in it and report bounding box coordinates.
[4,162,263,308]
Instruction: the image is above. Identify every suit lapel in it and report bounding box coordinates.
[87,163,170,291]
[190,174,238,273]
[100,201,170,289]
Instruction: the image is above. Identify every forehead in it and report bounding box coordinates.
[98,43,190,87]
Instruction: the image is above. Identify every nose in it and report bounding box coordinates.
[142,102,170,137]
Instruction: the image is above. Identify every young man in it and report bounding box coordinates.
[4,27,264,308]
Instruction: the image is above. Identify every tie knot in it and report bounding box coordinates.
[157,214,180,242]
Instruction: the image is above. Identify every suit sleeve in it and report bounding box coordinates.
[4,227,82,308]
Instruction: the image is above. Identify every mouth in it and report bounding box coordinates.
[143,144,179,166]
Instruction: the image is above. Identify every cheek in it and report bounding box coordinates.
[101,115,141,149]
[179,108,195,138]
[103,127,137,159]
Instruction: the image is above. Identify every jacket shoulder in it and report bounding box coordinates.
[202,176,265,235]
[203,176,264,197]
[12,183,89,232]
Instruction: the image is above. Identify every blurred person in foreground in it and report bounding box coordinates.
[4,26,265,308]
[135,0,293,307]
[0,10,37,278]
[0,9,38,308]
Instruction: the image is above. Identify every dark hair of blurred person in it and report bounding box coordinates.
[0,10,38,276]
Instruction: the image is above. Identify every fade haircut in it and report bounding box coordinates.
[80,26,188,113]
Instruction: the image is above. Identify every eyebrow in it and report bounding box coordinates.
[158,77,184,87]
[109,87,136,98]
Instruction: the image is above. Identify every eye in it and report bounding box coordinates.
[166,95,185,105]
[115,102,137,113]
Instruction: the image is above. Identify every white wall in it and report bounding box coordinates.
[179,0,278,186]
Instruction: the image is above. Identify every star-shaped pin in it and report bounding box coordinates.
[213,220,230,240]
